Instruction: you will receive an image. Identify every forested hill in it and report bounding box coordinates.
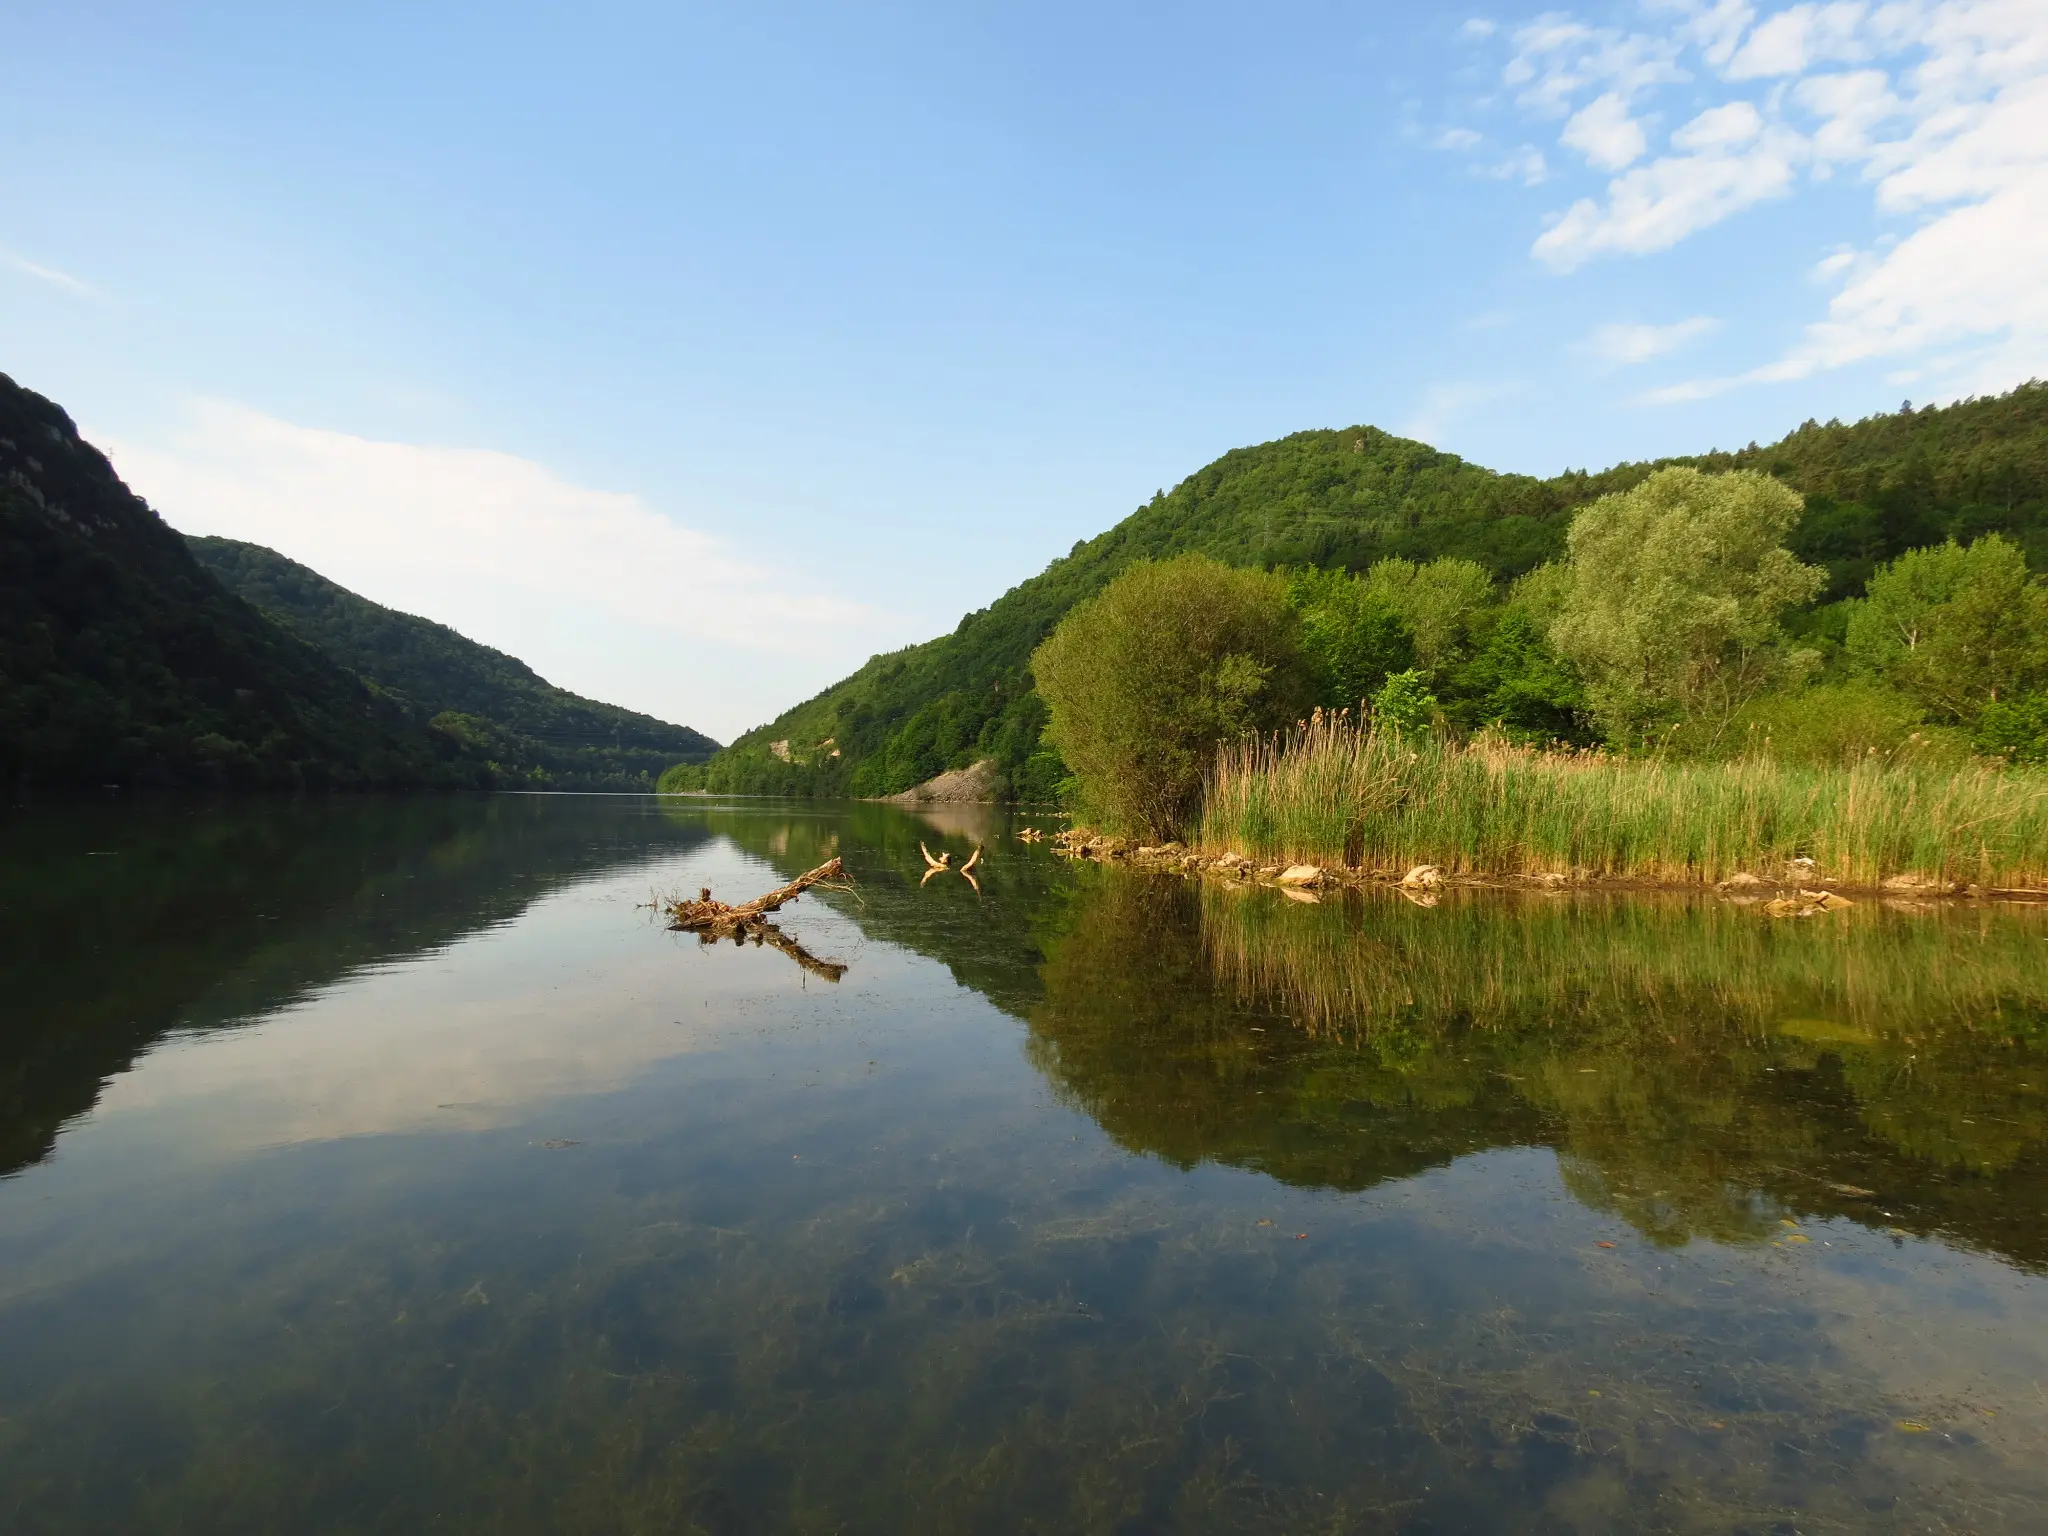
[687,382,2048,800]
[190,538,718,790]
[0,372,480,790]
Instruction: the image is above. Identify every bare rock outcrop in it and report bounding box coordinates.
[883,758,1002,805]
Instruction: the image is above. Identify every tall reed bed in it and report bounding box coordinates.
[1201,714,2048,888]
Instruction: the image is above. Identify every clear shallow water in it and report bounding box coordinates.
[4,795,2048,1532]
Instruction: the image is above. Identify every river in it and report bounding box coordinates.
[3,793,2047,1532]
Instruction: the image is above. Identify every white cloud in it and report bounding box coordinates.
[1462,18,1499,39]
[99,401,901,740]
[1533,125,1804,267]
[1788,161,2048,379]
[1645,1,2048,398]
[1723,0,1920,79]
[5,251,93,295]
[1671,98,1767,149]
[1667,0,1759,67]
[1795,69,1902,159]
[1505,16,1686,116]
[1562,92,1650,169]
[1482,144,1551,184]
[1579,315,1723,364]
[1494,0,2048,399]
[1435,126,1485,150]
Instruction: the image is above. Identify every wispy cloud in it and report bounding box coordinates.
[5,252,93,296]
[1469,0,2048,395]
[1578,315,1722,365]
[99,401,901,738]
[1482,144,1551,184]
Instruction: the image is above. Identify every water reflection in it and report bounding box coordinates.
[4,797,2048,1531]
[0,794,712,1175]
[1027,871,2048,1266]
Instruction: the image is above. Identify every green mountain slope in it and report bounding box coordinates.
[690,383,2048,799]
[189,537,718,790]
[0,372,482,790]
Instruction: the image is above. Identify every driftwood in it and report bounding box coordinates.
[919,841,984,892]
[667,857,845,933]
[665,858,851,980]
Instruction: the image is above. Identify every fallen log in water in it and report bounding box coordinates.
[665,857,846,935]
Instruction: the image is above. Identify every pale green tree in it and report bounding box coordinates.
[1361,557,1496,673]
[1845,535,2048,723]
[1549,467,1826,743]
[1031,554,1314,837]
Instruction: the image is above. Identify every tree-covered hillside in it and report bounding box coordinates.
[190,537,718,791]
[680,383,2048,800]
[0,372,483,790]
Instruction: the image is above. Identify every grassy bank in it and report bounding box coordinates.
[1200,714,2048,889]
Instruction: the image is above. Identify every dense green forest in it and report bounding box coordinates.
[190,538,717,791]
[0,373,486,790]
[672,383,2048,800]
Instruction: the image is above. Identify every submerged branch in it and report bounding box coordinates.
[664,857,852,980]
[666,857,846,933]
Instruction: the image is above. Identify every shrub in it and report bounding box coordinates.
[1694,682,1961,767]
[1977,693,2048,765]
[1370,669,1439,733]
[1031,554,1313,838]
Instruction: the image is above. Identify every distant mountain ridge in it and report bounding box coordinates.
[189,537,717,790]
[0,371,475,790]
[0,368,718,791]
[684,382,2048,801]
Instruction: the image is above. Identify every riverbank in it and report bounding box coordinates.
[1053,714,2048,897]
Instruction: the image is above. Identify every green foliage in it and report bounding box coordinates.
[0,373,486,790]
[1369,669,1438,733]
[1551,468,1827,744]
[689,384,2048,797]
[1976,692,2048,764]
[1031,555,1313,837]
[1709,682,1959,768]
[1711,383,2048,595]
[1360,557,1495,674]
[189,537,716,791]
[1845,535,2048,724]
[1284,567,1416,708]
[1445,605,1587,741]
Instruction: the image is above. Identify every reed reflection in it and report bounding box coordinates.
[1027,871,2048,1263]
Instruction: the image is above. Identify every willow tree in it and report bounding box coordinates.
[1031,554,1313,838]
[1549,467,1825,746]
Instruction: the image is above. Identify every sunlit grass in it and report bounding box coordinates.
[1201,713,2048,888]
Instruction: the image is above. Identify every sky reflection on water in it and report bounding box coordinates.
[3,794,2047,1532]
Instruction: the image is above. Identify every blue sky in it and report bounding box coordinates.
[4,1,2043,739]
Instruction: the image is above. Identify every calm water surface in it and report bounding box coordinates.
[4,794,2048,1533]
